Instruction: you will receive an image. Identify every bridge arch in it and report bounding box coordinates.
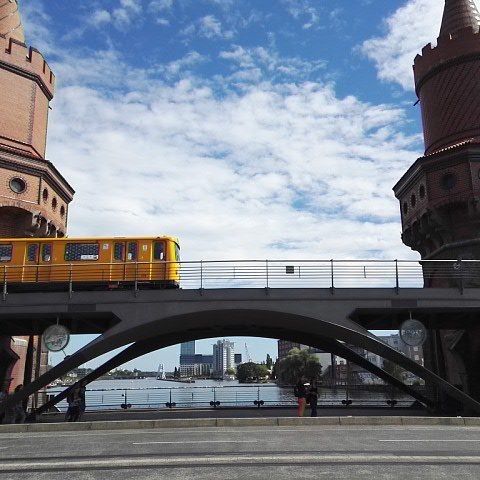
[5,305,479,415]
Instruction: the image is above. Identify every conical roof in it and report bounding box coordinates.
[439,0,480,36]
[0,0,25,43]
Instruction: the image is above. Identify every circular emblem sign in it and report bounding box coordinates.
[399,319,427,347]
[43,324,70,352]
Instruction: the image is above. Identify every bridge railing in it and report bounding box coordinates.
[1,258,477,296]
[45,383,427,412]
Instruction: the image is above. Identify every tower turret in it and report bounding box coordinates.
[0,0,74,397]
[0,0,25,43]
[393,0,480,411]
[0,0,73,238]
[394,0,480,263]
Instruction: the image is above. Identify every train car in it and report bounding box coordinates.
[0,236,180,290]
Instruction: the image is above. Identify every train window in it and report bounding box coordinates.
[127,242,137,261]
[0,245,12,262]
[42,244,52,262]
[114,242,124,261]
[153,242,164,260]
[27,244,39,262]
[65,243,99,261]
[175,244,181,262]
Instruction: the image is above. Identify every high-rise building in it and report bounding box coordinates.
[179,341,195,376]
[0,1,74,397]
[393,0,480,402]
[213,339,235,378]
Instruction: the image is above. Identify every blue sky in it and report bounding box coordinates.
[20,0,447,371]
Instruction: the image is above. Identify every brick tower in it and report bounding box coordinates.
[393,0,480,407]
[0,1,74,397]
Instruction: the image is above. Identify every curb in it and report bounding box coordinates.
[1,416,479,433]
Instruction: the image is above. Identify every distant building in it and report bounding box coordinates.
[277,340,302,360]
[179,341,196,376]
[234,353,242,365]
[213,339,235,378]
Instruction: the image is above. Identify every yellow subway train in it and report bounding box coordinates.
[0,236,180,290]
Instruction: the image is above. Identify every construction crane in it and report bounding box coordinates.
[245,343,252,363]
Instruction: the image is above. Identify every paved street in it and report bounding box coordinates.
[1,425,480,479]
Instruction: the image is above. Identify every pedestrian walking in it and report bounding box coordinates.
[78,381,87,421]
[308,378,318,417]
[294,378,307,417]
[65,385,82,422]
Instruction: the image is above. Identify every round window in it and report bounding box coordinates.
[9,177,26,194]
[52,197,57,210]
[403,202,408,215]
[60,205,65,218]
[411,194,416,208]
[42,188,49,202]
[419,184,426,199]
[441,172,456,190]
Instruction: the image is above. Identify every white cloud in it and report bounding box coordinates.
[282,0,322,30]
[90,10,112,27]
[44,48,422,263]
[149,0,173,12]
[219,45,327,82]
[361,0,443,90]
[198,15,234,39]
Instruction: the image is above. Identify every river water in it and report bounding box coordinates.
[47,378,416,412]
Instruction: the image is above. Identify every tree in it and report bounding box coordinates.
[266,354,273,369]
[255,364,270,379]
[276,348,322,384]
[236,362,258,383]
[226,368,236,375]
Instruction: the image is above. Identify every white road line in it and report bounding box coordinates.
[133,440,259,445]
[2,454,480,471]
[379,439,480,442]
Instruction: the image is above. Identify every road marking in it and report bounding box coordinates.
[133,440,258,445]
[2,454,480,471]
[379,439,480,442]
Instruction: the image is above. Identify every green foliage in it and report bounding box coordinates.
[276,348,322,384]
[236,362,270,383]
[266,353,273,369]
[226,368,236,375]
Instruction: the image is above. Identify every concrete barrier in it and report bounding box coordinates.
[401,416,465,426]
[216,418,277,427]
[277,417,340,426]
[339,416,402,426]
[1,416,478,433]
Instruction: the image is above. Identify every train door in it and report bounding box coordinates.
[24,243,39,282]
[112,241,125,281]
[37,242,52,282]
[152,240,166,283]
[125,241,138,282]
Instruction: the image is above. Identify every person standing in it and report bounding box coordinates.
[65,385,82,422]
[12,384,26,424]
[309,378,318,417]
[294,378,307,417]
[77,381,87,421]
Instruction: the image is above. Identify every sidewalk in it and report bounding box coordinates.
[3,404,479,433]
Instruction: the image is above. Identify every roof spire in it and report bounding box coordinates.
[0,0,25,43]
[439,0,480,37]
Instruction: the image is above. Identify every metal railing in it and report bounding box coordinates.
[1,258,477,298]
[46,384,427,412]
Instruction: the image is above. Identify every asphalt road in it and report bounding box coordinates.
[1,425,480,479]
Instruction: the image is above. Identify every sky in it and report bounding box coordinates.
[19,0,448,372]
